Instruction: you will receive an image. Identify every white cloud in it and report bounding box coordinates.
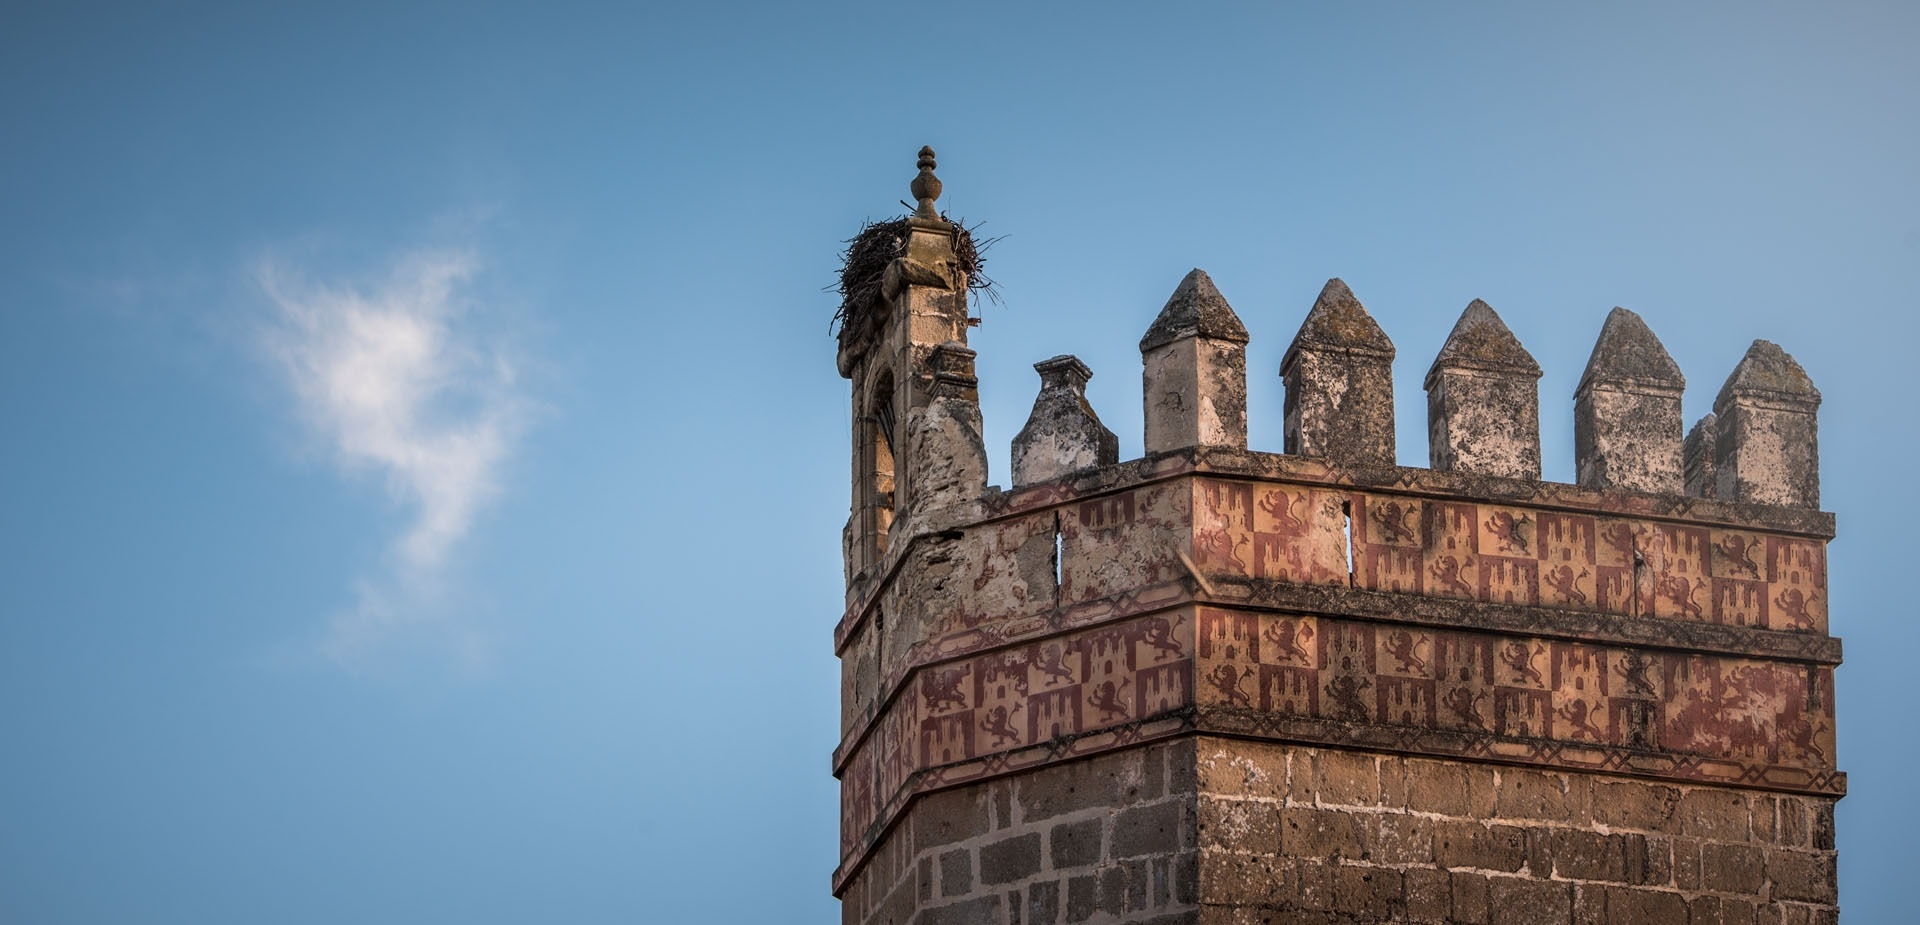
[259,248,524,666]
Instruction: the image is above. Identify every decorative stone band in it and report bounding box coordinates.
[833,602,1839,893]
[833,449,1833,656]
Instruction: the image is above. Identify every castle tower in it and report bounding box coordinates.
[833,152,1841,924]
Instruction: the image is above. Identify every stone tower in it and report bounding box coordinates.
[832,152,1840,924]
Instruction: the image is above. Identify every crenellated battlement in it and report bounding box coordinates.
[831,151,1840,924]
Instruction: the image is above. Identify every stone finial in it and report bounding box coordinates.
[1574,307,1686,493]
[1713,340,1821,507]
[1424,299,1543,479]
[1684,412,1719,499]
[1139,269,1250,454]
[1013,355,1119,487]
[910,146,942,220]
[904,342,987,512]
[1280,278,1397,466]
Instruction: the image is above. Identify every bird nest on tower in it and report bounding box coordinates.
[832,216,997,347]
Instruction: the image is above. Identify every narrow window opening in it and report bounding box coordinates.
[1054,517,1065,588]
[862,373,897,565]
[1342,499,1356,585]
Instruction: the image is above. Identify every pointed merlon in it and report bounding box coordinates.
[1288,278,1396,357]
[1579,307,1684,391]
[1139,269,1250,353]
[1715,339,1821,408]
[1712,340,1821,507]
[1574,307,1685,494]
[1425,299,1543,479]
[1426,299,1542,382]
[1281,278,1397,466]
[1139,269,1250,454]
[910,145,942,220]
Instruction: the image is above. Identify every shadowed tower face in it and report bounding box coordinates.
[831,151,1841,925]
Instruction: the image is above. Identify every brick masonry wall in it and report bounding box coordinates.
[1195,737,1837,924]
[841,739,1202,925]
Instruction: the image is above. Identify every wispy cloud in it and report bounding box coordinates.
[259,248,524,667]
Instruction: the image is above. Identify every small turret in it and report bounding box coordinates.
[838,147,974,583]
[1424,299,1543,479]
[1280,278,1397,466]
[1713,340,1821,507]
[1140,269,1250,454]
[1012,355,1118,487]
[1574,307,1686,493]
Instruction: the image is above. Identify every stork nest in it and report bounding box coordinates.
[832,215,999,341]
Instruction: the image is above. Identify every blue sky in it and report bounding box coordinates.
[2,2,1915,922]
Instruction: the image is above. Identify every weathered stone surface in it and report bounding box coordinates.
[1142,270,1250,454]
[1281,278,1396,466]
[1714,340,1821,507]
[903,342,988,513]
[1575,307,1685,494]
[1425,299,1543,478]
[1685,412,1719,500]
[1012,355,1118,487]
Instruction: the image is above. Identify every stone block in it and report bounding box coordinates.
[1767,850,1837,904]
[1573,883,1606,925]
[1113,800,1187,859]
[1404,758,1474,816]
[1025,879,1059,924]
[1405,868,1451,924]
[1198,848,1282,906]
[1601,887,1686,924]
[914,779,994,854]
[980,832,1042,886]
[1065,873,1097,921]
[918,893,1002,925]
[1198,796,1278,853]
[1678,789,1750,842]
[1195,746,1288,804]
[1552,829,1629,882]
[1362,813,1434,865]
[1333,866,1405,920]
[1281,807,1367,861]
[1591,780,1681,834]
[1493,768,1585,823]
[1488,877,1570,925]
[1450,871,1490,923]
[1673,838,1702,891]
[940,848,974,897]
[1013,756,1128,823]
[1702,843,1765,894]
[1314,750,1381,806]
[1433,820,1527,873]
[1689,895,1757,925]
[1050,817,1104,871]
